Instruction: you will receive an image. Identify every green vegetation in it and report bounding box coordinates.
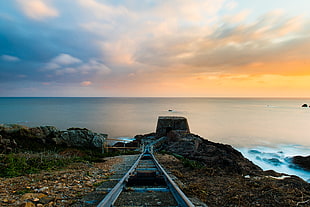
[172,153,204,169]
[14,188,34,195]
[182,158,204,169]
[0,153,76,177]
[93,180,108,187]
[0,148,140,178]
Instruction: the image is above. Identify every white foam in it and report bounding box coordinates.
[238,145,310,183]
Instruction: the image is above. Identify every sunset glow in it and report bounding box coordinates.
[1,0,310,97]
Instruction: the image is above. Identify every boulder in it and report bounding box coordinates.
[301,103,308,107]
[292,155,310,171]
[0,134,17,153]
[0,124,107,151]
[57,128,107,149]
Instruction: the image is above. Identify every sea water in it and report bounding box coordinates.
[0,97,309,181]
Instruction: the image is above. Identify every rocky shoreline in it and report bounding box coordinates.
[1,123,310,206]
[147,132,310,206]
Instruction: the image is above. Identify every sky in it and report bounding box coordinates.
[1,0,310,97]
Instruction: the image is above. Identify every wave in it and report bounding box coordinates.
[237,145,310,183]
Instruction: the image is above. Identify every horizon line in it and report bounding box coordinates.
[1,96,310,99]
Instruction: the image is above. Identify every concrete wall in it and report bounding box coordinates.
[155,116,190,137]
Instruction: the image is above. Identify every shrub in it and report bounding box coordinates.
[0,153,74,177]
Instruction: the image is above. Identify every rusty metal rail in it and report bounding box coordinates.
[97,141,194,207]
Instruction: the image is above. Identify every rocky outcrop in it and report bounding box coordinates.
[0,124,107,152]
[292,155,310,171]
[56,128,107,149]
[154,133,262,175]
[142,116,263,175]
[301,104,308,107]
[0,134,17,153]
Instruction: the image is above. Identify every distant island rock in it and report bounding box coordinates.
[301,103,308,107]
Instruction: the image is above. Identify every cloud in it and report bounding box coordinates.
[51,53,82,65]
[44,53,82,70]
[223,9,251,24]
[1,55,20,62]
[80,81,92,86]
[43,54,111,80]
[16,0,59,20]
[76,59,111,75]
[134,9,310,77]
[77,0,130,20]
[2,0,310,97]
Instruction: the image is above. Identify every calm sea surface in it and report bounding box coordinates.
[0,97,309,181]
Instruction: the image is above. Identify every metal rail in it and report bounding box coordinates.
[97,141,194,207]
[151,152,195,207]
[96,153,143,207]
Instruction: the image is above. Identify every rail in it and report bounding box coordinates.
[97,139,195,207]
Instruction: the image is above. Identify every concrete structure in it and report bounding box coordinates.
[155,116,190,137]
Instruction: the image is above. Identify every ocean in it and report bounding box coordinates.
[0,97,309,182]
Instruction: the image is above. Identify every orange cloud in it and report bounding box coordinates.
[80,81,92,86]
[17,0,58,20]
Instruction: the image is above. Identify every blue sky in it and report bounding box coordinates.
[1,0,310,97]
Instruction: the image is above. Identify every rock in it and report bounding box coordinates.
[21,193,47,201]
[20,202,35,207]
[262,158,283,166]
[36,187,49,193]
[0,124,28,133]
[0,124,107,151]
[0,133,17,153]
[57,128,107,148]
[38,196,54,204]
[0,124,58,151]
[292,155,310,171]
[92,134,107,148]
[301,103,308,107]
[155,133,262,175]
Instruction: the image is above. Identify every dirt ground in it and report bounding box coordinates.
[1,153,309,207]
[156,153,310,207]
[0,156,122,206]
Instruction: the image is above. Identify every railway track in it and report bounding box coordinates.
[97,143,195,207]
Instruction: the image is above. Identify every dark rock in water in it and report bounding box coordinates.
[301,103,308,107]
[292,155,310,171]
[248,149,262,154]
[262,158,283,166]
[155,133,262,175]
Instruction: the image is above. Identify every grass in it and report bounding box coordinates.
[158,151,204,170]
[93,180,108,187]
[0,152,75,177]
[0,148,140,178]
[170,153,204,169]
[182,157,204,169]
